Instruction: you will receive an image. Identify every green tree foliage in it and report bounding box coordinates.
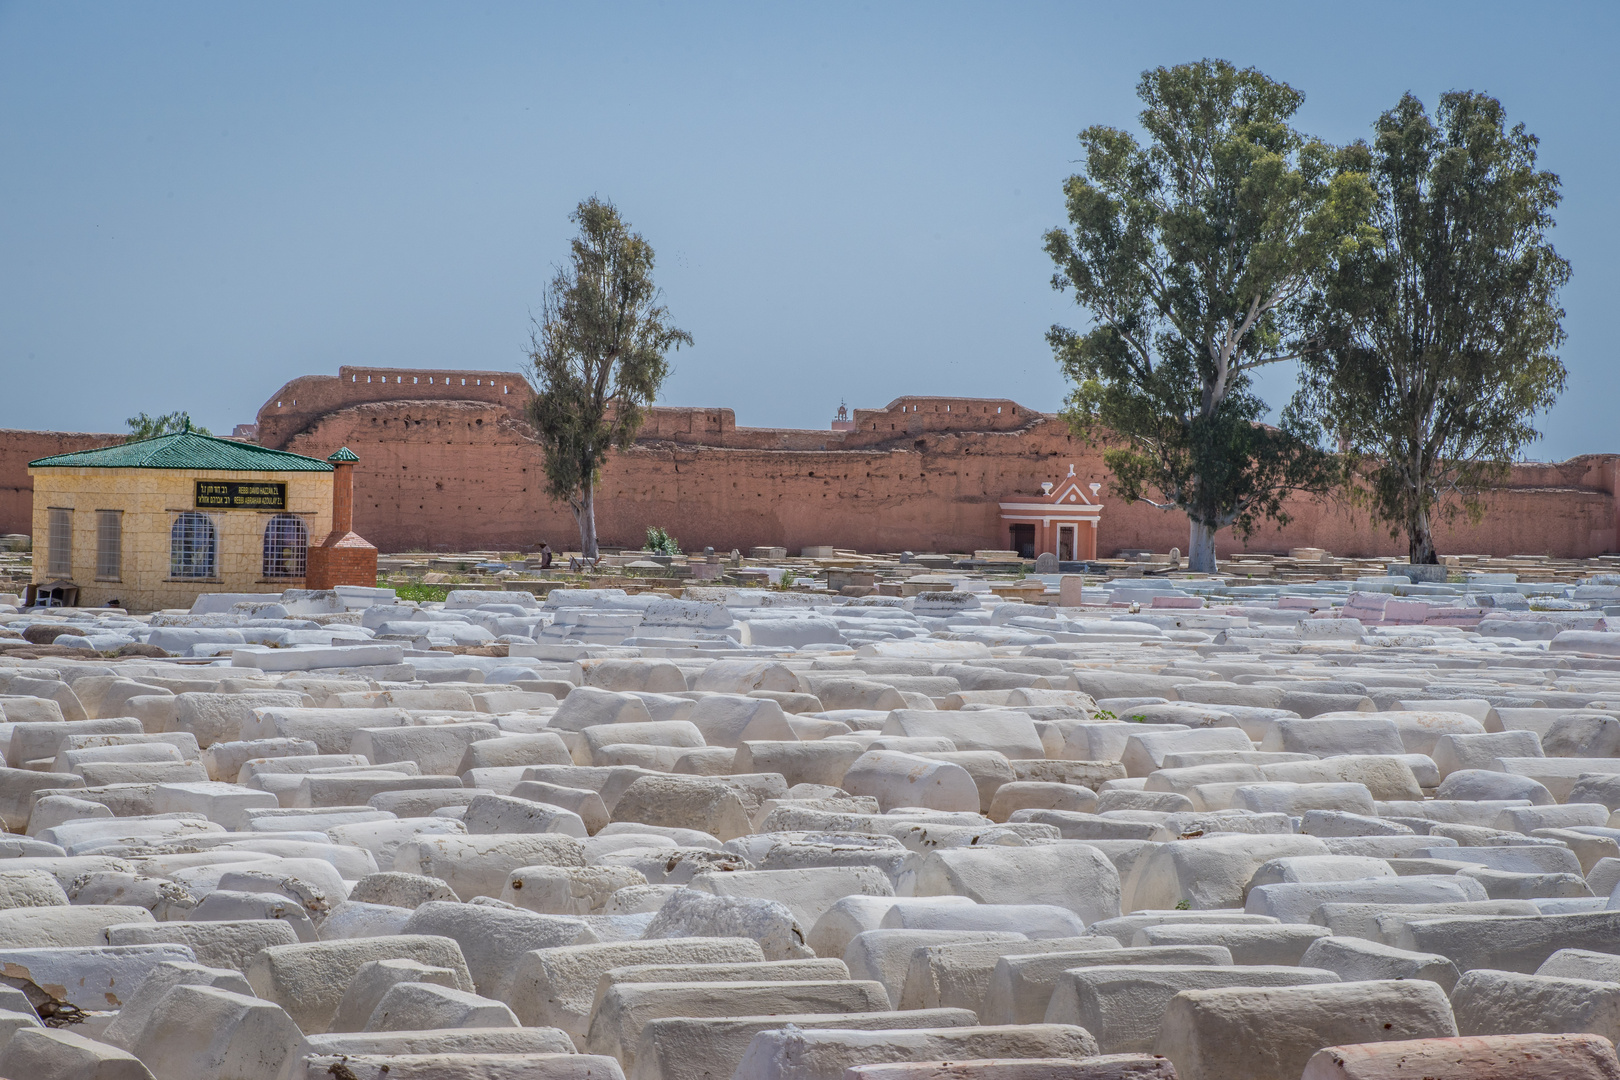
[125,411,210,441]
[644,526,681,556]
[1289,92,1569,565]
[1044,59,1375,572]
[526,197,692,559]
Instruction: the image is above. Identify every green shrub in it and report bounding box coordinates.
[645,526,681,556]
[391,581,450,603]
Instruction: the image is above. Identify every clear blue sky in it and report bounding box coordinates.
[2,2,1614,459]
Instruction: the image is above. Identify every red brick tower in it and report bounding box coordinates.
[305,446,379,589]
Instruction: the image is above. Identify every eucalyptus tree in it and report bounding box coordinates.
[1045,58,1374,572]
[527,197,691,559]
[1289,91,1569,565]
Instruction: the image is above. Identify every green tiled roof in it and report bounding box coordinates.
[30,430,335,472]
[327,446,360,463]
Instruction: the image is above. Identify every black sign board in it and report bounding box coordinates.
[195,480,287,510]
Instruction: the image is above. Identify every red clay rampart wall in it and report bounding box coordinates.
[0,369,1613,560]
[256,366,528,450]
[0,429,124,538]
[249,371,1618,558]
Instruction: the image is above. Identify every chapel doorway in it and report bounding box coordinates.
[1010,524,1035,559]
[1058,525,1075,561]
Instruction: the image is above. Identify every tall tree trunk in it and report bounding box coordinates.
[577,475,599,561]
[1187,517,1218,574]
[1408,502,1437,565]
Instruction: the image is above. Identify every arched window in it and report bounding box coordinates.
[170,512,217,579]
[262,514,309,578]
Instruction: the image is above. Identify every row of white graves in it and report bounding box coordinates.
[3,577,1620,1077]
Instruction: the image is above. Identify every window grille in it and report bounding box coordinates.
[170,511,217,579]
[96,510,122,580]
[262,514,308,578]
[47,508,72,577]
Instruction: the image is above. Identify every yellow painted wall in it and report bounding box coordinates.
[28,467,332,612]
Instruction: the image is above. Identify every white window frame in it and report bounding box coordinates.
[170,511,219,580]
[262,513,310,579]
